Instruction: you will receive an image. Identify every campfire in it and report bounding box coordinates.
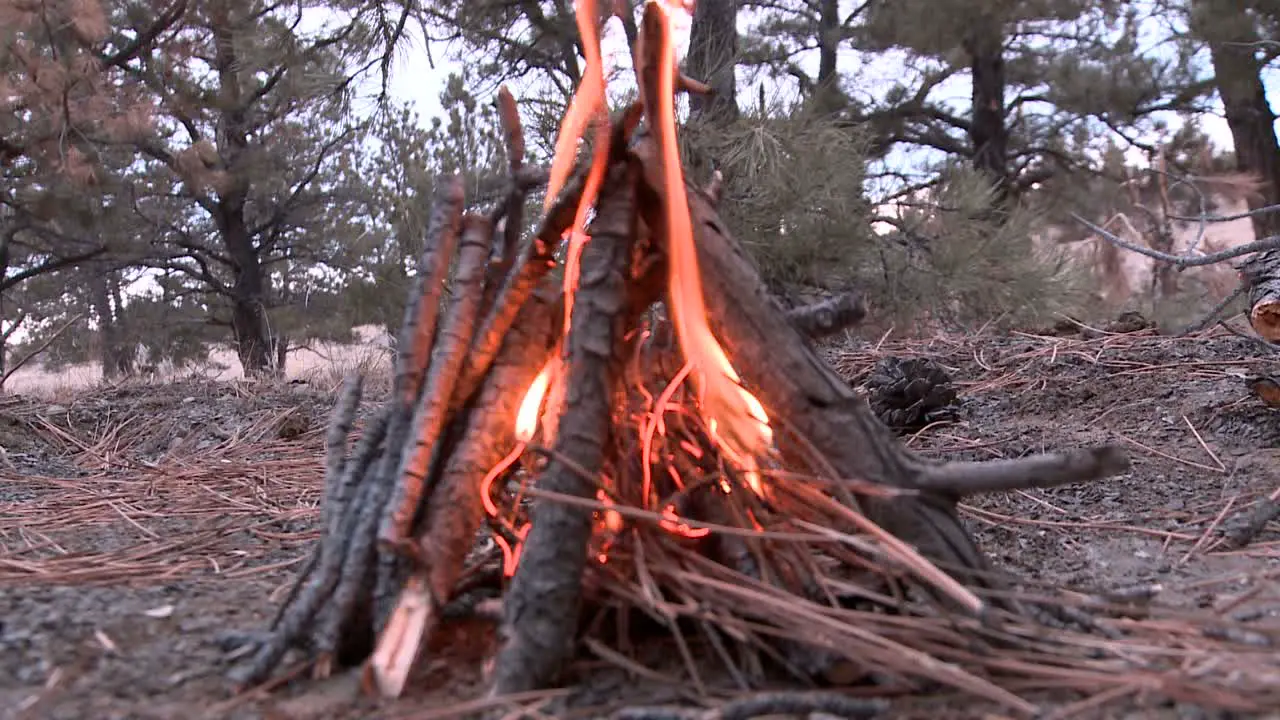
[225,1,1157,714]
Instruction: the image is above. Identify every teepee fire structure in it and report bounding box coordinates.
[228,1,1138,713]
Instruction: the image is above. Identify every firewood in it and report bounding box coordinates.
[382,214,495,550]
[1242,250,1280,342]
[367,286,559,696]
[491,163,655,694]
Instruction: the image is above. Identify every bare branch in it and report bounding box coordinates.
[1072,213,1280,268]
[1,312,86,387]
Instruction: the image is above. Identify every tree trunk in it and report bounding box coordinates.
[686,0,740,124]
[274,333,289,373]
[87,268,131,379]
[0,232,9,383]
[963,21,1010,208]
[210,6,277,376]
[812,0,843,115]
[221,202,275,375]
[1196,1,1280,341]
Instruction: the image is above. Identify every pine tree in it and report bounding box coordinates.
[111,0,373,375]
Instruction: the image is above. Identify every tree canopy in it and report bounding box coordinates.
[2,0,1275,382]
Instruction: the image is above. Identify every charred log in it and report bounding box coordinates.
[628,132,1128,605]
[493,164,652,694]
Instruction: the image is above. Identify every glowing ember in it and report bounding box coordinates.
[496,524,530,578]
[659,504,709,538]
[597,489,625,534]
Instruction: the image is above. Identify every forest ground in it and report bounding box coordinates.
[2,322,1279,720]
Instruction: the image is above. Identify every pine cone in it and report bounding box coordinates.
[862,356,961,432]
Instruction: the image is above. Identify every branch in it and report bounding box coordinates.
[916,446,1130,497]
[1072,213,1280,268]
[1167,204,1280,224]
[248,126,360,237]
[97,0,189,70]
[1,312,86,387]
[785,291,866,339]
[0,248,106,294]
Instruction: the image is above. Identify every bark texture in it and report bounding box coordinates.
[493,166,646,694]
[963,19,1010,208]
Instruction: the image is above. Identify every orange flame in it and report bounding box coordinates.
[646,0,773,491]
[544,0,614,338]
[516,356,558,443]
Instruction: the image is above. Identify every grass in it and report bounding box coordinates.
[4,324,394,400]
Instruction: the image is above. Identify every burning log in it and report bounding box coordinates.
[229,2,1134,712]
[493,163,654,694]
[630,132,1128,605]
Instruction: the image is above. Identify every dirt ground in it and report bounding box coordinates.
[3,322,1280,720]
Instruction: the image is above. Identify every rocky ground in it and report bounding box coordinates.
[2,322,1279,719]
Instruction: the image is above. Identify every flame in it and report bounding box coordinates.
[545,0,614,338]
[543,0,607,212]
[516,356,558,443]
[645,1,773,491]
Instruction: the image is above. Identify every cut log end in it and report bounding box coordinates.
[1251,300,1280,343]
[1243,250,1280,343]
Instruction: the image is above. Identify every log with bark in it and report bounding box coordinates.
[226,6,1133,712]
[1242,250,1280,342]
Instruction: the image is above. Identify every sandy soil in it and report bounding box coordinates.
[2,323,1279,719]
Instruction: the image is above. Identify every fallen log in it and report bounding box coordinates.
[1241,250,1280,342]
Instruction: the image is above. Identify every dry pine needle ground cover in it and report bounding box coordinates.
[1,323,1279,719]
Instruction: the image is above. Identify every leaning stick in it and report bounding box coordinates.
[448,106,643,417]
[492,165,649,694]
[382,214,497,547]
[323,375,365,533]
[493,85,528,274]
[366,285,559,697]
[397,177,465,407]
